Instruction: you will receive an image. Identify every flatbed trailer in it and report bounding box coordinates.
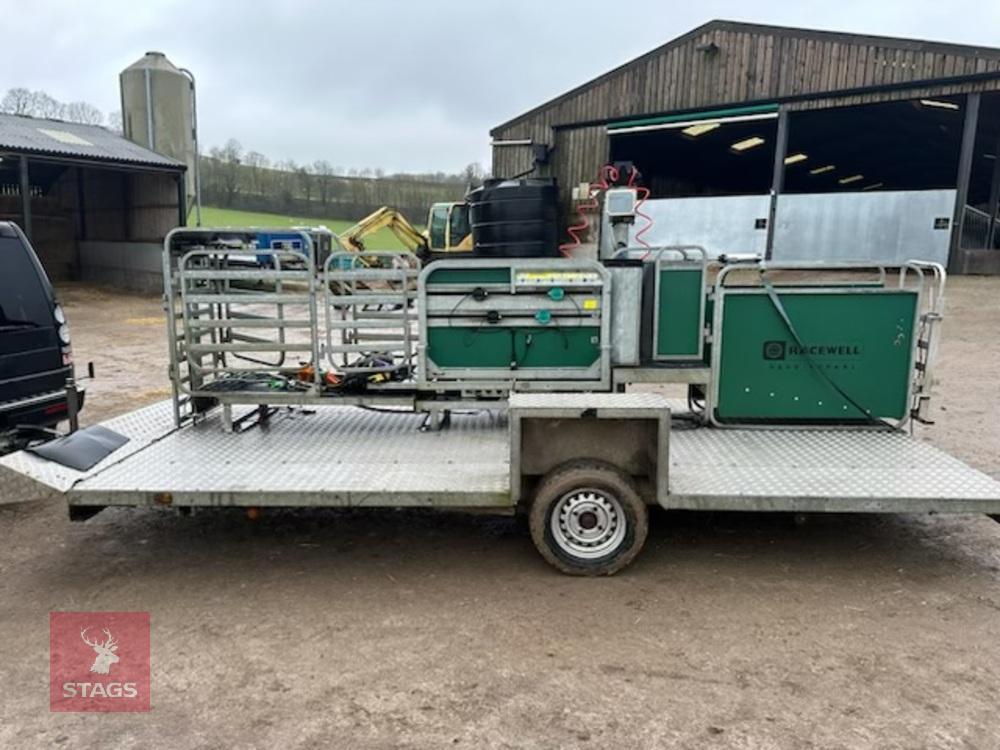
[5,227,1000,574]
[5,393,999,574]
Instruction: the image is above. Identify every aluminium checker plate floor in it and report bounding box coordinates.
[2,400,1000,513]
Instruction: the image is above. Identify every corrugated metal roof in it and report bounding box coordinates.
[0,113,185,170]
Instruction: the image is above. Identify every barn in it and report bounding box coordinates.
[490,20,1000,273]
[0,113,187,289]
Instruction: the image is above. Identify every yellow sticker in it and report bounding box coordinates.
[582,298,599,310]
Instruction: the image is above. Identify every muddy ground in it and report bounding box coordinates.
[1,279,998,749]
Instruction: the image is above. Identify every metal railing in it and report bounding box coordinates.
[177,247,321,386]
[961,205,1000,250]
[323,251,421,377]
[163,228,426,425]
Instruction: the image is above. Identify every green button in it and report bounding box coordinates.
[548,287,565,301]
[535,309,552,325]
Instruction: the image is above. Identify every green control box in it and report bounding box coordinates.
[713,289,919,423]
[419,260,610,390]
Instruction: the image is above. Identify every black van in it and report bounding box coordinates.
[0,221,83,449]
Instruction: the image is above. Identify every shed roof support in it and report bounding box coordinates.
[18,154,31,241]
[765,107,790,260]
[988,131,1000,249]
[948,92,981,270]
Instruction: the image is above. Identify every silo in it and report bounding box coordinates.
[120,51,198,219]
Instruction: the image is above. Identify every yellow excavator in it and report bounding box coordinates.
[337,203,472,257]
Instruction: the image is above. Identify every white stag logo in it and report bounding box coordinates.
[80,628,120,675]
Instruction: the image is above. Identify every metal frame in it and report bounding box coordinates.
[508,393,671,506]
[651,246,708,362]
[322,250,421,378]
[900,261,947,424]
[417,258,613,393]
[610,245,709,362]
[5,395,1000,516]
[708,260,943,429]
[163,227,323,426]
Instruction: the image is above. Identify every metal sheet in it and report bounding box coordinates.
[668,427,1000,512]
[509,392,670,411]
[607,266,642,365]
[772,190,957,264]
[4,399,1000,514]
[0,401,181,494]
[71,404,510,507]
[603,195,771,257]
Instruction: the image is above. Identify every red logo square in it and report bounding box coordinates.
[50,611,150,712]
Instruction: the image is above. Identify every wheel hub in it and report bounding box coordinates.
[550,488,627,559]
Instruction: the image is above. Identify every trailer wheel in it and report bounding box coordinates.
[529,460,648,576]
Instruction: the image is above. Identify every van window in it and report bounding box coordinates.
[0,237,51,329]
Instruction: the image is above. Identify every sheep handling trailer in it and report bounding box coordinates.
[3,227,999,575]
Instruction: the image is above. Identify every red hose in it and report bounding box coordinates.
[625,167,654,256]
[559,164,619,256]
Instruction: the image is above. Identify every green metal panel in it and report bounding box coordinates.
[656,269,703,358]
[425,267,511,286]
[608,103,779,131]
[715,291,918,422]
[427,326,601,369]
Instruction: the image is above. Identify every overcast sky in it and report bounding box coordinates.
[2,0,998,173]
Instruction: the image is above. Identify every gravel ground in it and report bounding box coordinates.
[0,278,998,749]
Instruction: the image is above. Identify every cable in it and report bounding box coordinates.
[760,272,896,431]
[559,164,619,257]
[625,166,654,253]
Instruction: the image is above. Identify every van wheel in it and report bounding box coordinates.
[529,460,648,576]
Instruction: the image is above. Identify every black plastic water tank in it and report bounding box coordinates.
[467,178,559,257]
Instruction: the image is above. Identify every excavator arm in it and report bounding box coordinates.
[337,207,429,255]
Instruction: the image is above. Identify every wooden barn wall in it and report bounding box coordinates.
[491,24,1000,194]
[788,79,1000,110]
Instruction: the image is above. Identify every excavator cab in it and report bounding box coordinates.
[427,202,472,253]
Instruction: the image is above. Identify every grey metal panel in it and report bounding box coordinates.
[70,404,510,506]
[606,266,642,365]
[0,401,181,494]
[5,397,1000,514]
[772,189,957,264]
[617,196,771,257]
[0,113,184,169]
[668,427,1000,511]
[509,392,671,506]
[509,393,670,410]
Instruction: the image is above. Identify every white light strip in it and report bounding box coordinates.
[731,136,766,152]
[919,99,960,111]
[681,122,721,137]
[608,111,778,135]
[490,139,533,147]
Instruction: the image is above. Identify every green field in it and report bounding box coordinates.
[191,206,413,250]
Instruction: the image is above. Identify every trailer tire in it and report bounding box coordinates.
[529,460,648,576]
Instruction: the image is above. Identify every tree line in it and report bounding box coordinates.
[1,87,486,221]
[201,139,486,222]
[1,87,122,130]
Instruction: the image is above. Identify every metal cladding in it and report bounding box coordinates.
[0,113,182,169]
[120,51,196,202]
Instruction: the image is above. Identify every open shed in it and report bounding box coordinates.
[0,113,186,290]
[491,21,1000,273]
